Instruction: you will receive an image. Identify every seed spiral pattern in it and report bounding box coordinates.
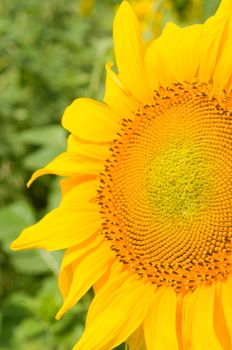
[98,81,232,293]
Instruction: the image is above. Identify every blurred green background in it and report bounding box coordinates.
[0,0,220,349]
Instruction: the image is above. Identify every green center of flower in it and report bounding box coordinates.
[146,140,212,220]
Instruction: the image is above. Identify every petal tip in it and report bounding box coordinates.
[115,0,136,24]
[10,238,21,251]
[26,169,44,188]
[10,229,36,251]
[55,312,61,321]
[26,177,33,188]
[55,308,65,320]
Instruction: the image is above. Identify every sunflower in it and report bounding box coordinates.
[11,0,232,349]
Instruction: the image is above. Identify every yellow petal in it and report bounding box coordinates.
[176,294,184,350]
[216,0,232,16]
[145,22,202,87]
[145,23,180,87]
[60,175,96,197]
[59,178,98,203]
[214,280,231,350]
[93,258,123,294]
[104,62,139,117]
[144,287,179,350]
[11,181,101,251]
[182,291,194,350]
[183,286,223,350]
[62,98,119,143]
[73,273,154,350]
[198,14,231,82]
[27,151,103,187]
[86,268,132,325]
[67,135,110,159]
[58,235,103,300]
[213,20,232,91]
[221,275,232,339]
[113,1,152,103]
[56,239,114,320]
[172,24,202,82]
[126,325,146,350]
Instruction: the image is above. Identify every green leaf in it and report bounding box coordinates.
[202,0,220,20]
[47,178,62,211]
[0,201,35,247]
[23,145,64,170]
[0,200,60,275]
[18,125,66,147]
[14,318,46,341]
[9,251,51,275]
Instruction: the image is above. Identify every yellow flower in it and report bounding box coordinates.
[11,0,232,349]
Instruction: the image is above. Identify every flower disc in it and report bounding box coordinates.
[99,81,232,293]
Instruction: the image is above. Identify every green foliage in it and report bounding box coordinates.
[0,277,92,350]
[0,0,113,206]
[0,1,118,348]
[0,0,221,349]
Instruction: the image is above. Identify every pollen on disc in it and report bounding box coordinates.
[98,81,232,293]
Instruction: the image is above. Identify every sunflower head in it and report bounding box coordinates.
[99,78,232,294]
[11,1,232,349]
